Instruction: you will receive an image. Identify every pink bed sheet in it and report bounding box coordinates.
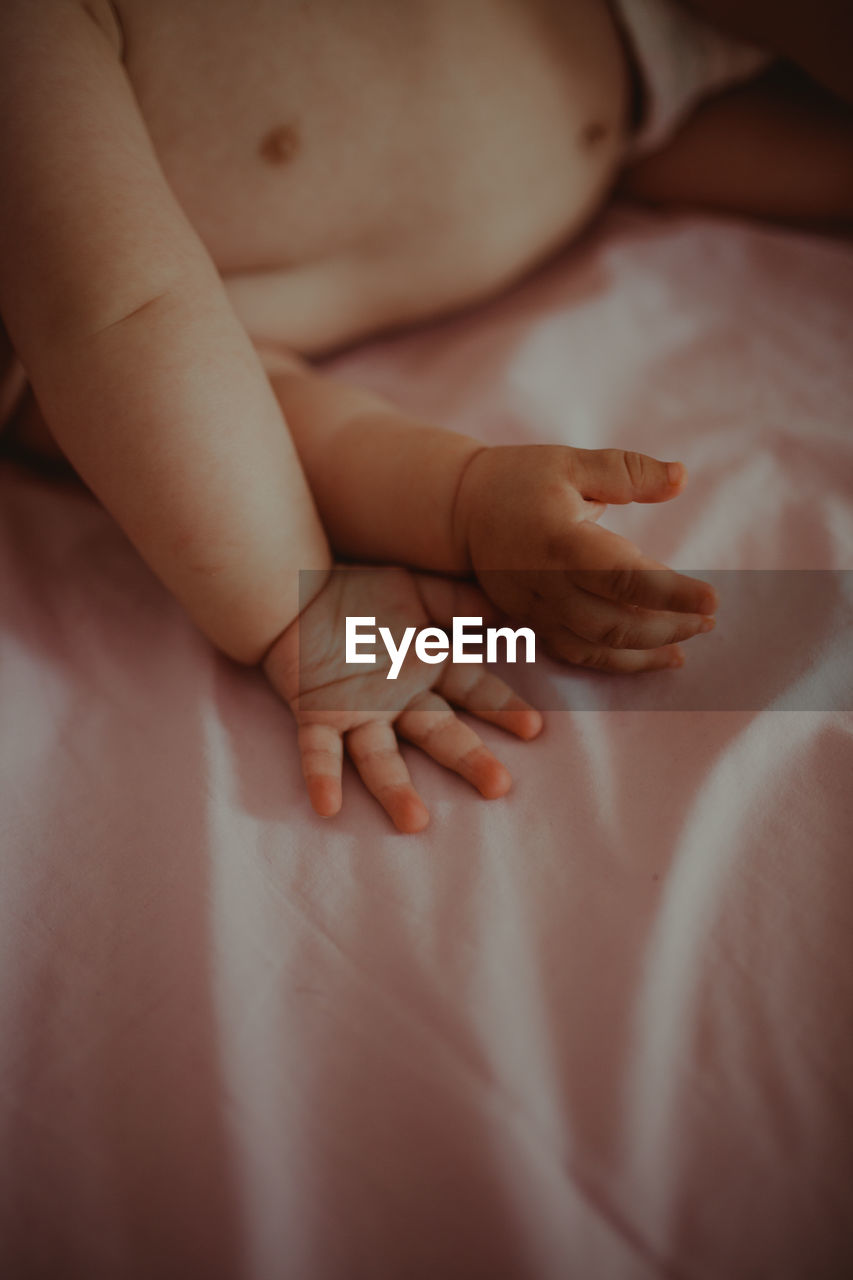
[1,209,852,1279]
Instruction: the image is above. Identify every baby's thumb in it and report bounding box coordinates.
[570,448,687,504]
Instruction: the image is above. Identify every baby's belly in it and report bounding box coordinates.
[119,0,630,353]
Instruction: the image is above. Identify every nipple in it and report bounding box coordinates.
[259,122,301,167]
[579,121,609,148]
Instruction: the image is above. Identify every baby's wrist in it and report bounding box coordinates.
[450,444,491,572]
[259,563,332,692]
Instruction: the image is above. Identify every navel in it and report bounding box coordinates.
[259,122,301,167]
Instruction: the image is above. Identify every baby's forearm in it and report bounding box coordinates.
[269,363,483,574]
[34,289,332,665]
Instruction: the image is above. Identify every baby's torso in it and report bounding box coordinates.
[96,0,631,353]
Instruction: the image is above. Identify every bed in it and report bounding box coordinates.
[1,207,851,1279]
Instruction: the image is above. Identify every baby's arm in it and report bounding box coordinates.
[268,362,718,673]
[0,0,330,665]
[260,355,483,574]
[619,62,853,233]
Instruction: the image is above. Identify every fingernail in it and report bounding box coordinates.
[699,617,715,633]
[669,652,684,668]
[667,462,684,485]
[701,589,718,613]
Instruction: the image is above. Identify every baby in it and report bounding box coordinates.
[1,0,851,830]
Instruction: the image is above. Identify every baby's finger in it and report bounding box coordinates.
[297,723,344,818]
[345,720,430,833]
[562,521,717,615]
[568,447,687,504]
[396,691,511,799]
[437,663,543,741]
[546,632,685,673]
[558,585,715,649]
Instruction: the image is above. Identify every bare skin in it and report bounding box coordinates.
[266,569,545,832]
[0,0,850,827]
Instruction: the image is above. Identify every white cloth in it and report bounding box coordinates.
[612,0,770,156]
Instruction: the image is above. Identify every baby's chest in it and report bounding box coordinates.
[119,0,627,350]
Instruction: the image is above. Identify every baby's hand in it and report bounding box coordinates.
[455,445,718,672]
[262,566,542,833]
